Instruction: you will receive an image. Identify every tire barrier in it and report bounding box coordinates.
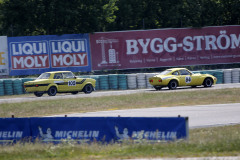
[3,79,13,95]
[223,69,232,84]
[137,73,146,89]
[0,68,239,96]
[232,68,240,83]
[127,74,137,89]
[195,70,224,84]
[90,75,100,90]
[118,74,128,90]
[108,74,118,90]
[0,80,4,96]
[99,75,109,90]
[13,79,23,95]
[212,70,224,84]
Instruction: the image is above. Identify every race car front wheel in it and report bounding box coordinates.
[48,87,57,96]
[203,78,213,87]
[83,84,93,94]
[34,92,43,97]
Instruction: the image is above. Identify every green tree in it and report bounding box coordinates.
[0,0,239,36]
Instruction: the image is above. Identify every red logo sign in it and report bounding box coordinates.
[90,26,240,70]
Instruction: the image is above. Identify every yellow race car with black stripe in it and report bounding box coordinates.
[24,71,96,97]
[149,68,217,90]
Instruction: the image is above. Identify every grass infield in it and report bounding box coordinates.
[0,88,240,117]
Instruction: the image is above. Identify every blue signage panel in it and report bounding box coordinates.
[0,118,31,144]
[0,117,188,143]
[8,34,91,76]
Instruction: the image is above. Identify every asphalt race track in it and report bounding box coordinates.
[1,83,240,104]
[53,103,240,129]
[1,83,240,129]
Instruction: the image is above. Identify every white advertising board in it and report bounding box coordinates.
[0,36,9,76]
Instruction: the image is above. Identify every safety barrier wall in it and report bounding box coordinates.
[0,117,188,144]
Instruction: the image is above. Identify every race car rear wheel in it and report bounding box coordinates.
[34,92,43,97]
[168,80,178,90]
[83,84,93,94]
[48,87,57,96]
[203,78,213,87]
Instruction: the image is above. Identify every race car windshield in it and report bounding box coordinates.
[159,70,172,75]
[37,73,51,79]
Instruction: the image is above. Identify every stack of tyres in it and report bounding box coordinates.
[13,79,23,95]
[200,70,223,84]
[108,74,118,90]
[212,70,223,84]
[127,74,137,89]
[223,69,232,83]
[99,75,109,90]
[90,75,100,90]
[3,79,13,95]
[0,80,4,96]
[118,74,127,90]
[232,68,240,83]
[137,73,146,89]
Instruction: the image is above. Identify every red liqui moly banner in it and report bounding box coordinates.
[90,25,240,70]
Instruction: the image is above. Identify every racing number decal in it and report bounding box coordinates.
[185,76,191,83]
[68,80,76,86]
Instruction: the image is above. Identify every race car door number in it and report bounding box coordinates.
[68,80,76,86]
[185,76,192,83]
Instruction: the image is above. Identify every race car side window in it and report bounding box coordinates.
[54,73,63,79]
[172,71,179,75]
[179,70,191,75]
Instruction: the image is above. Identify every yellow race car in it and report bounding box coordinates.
[149,68,217,90]
[24,71,96,97]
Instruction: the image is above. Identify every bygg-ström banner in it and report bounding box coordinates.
[8,34,91,76]
[0,36,9,76]
[90,25,240,71]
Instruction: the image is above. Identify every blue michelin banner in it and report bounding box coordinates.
[8,34,91,76]
[0,118,31,143]
[0,117,188,144]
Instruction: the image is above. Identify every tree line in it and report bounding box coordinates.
[0,0,239,37]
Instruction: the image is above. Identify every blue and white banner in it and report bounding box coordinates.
[8,34,91,76]
[0,117,188,144]
[0,118,31,143]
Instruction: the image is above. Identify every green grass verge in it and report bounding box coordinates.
[0,125,239,160]
[0,88,240,117]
